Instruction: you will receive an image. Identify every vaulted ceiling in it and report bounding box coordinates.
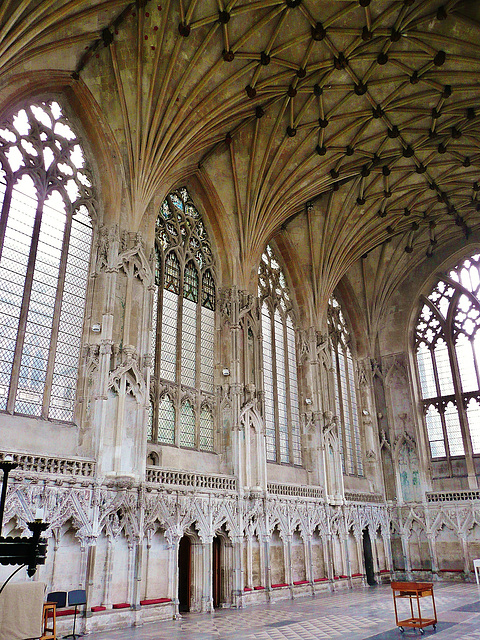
[2,0,480,319]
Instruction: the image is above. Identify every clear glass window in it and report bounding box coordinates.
[0,100,94,422]
[414,253,480,463]
[150,187,216,451]
[258,245,302,466]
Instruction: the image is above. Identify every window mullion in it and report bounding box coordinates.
[447,328,474,464]
[283,316,293,464]
[195,282,201,449]
[270,308,280,463]
[7,196,44,412]
[335,348,348,470]
[430,345,450,460]
[41,210,72,418]
[0,177,13,262]
[344,353,356,475]
[153,283,162,443]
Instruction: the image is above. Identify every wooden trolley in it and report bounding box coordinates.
[391,581,437,635]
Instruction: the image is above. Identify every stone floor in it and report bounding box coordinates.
[86,583,480,640]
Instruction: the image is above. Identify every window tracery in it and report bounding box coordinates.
[150,187,215,451]
[415,253,480,465]
[327,296,364,476]
[258,245,302,466]
[0,100,94,422]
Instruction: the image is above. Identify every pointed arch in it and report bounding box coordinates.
[413,251,480,471]
[328,294,364,476]
[259,244,302,466]
[0,98,95,422]
[150,187,217,450]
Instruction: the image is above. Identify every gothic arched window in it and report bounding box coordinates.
[258,245,302,465]
[415,253,480,467]
[327,296,364,476]
[149,187,215,451]
[0,100,94,422]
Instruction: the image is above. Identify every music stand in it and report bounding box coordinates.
[64,589,86,639]
[46,590,67,610]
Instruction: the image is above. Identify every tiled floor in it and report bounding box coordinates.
[87,583,480,640]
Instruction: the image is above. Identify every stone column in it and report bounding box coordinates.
[460,533,470,576]
[261,535,271,592]
[305,534,314,583]
[102,536,114,607]
[143,533,152,600]
[382,533,394,574]
[232,536,243,608]
[167,532,181,618]
[127,539,136,606]
[131,537,142,610]
[246,536,253,588]
[401,531,412,576]
[284,535,292,585]
[426,533,439,575]
[355,533,366,585]
[201,537,214,613]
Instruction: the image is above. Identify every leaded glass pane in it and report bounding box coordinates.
[181,297,196,387]
[347,350,363,476]
[287,318,301,466]
[160,289,178,382]
[154,187,216,449]
[200,405,214,451]
[158,395,175,444]
[275,310,289,463]
[425,405,445,458]
[433,339,454,396]
[164,252,180,293]
[262,304,276,462]
[416,342,437,399]
[466,398,480,454]
[180,400,195,448]
[184,261,198,303]
[0,176,36,411]
[49,209,92,421]
[456,333,478,393]
[444,401,464,456]
[202,269,215,310]
[0,100,93,421]
[200,307,214,393]
[338,346,353,474]
[332,346,345,472]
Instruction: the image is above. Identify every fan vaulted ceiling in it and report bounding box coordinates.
[1,0,480,310]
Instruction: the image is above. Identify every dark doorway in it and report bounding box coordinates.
[212,535,222,608]
[178,536,191,612]
[363,527,376,585]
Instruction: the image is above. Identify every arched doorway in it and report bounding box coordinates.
[363,527,376,586]
[178,536,191,612]
[212,535,222,608]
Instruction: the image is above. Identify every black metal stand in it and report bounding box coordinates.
[0,458,48,583]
